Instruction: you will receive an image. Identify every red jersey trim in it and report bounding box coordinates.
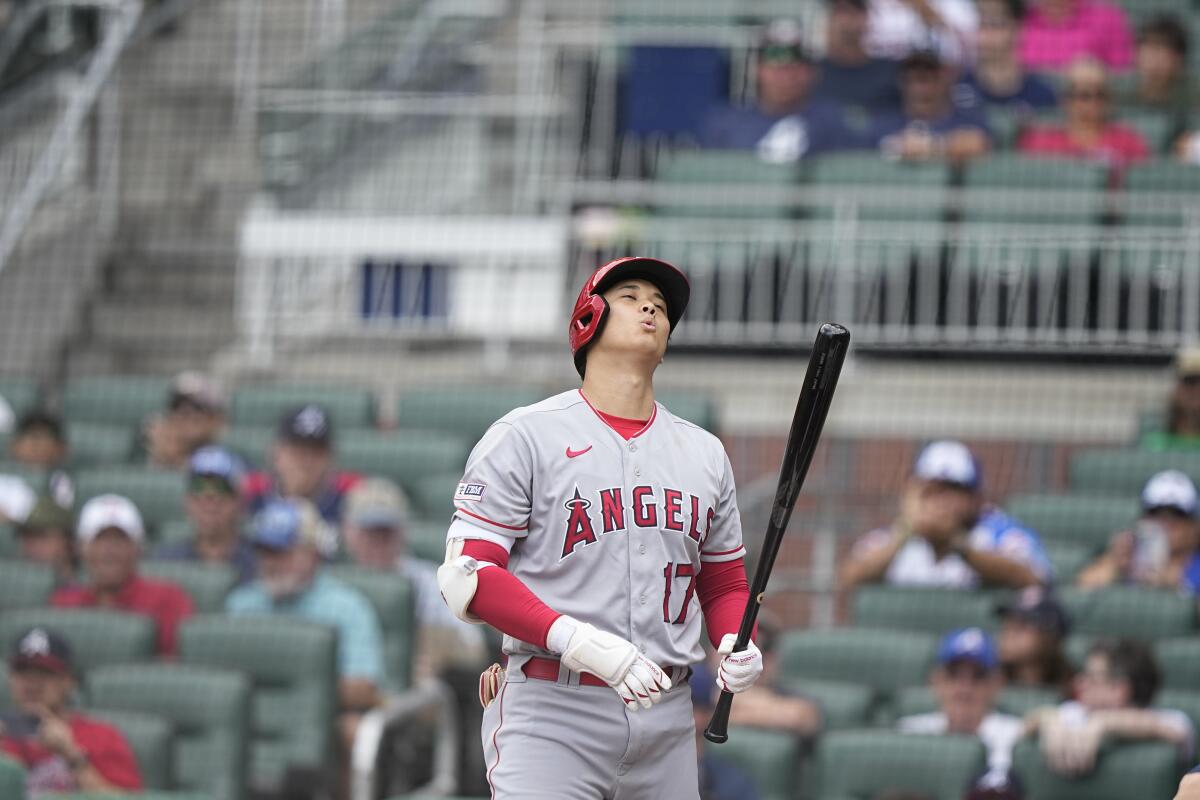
[700,546,744,556]
[486,682,508,799]
[577,389,657,439]
[455,506,529,532]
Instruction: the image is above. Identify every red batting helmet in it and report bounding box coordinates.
[569,256,690,378]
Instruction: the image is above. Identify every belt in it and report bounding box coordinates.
[520,656,689,688]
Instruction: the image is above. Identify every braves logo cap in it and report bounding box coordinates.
[913,440,981,491]
[1141,469,1198,517]
[279,404,333,447]
[77,493,145,545]
[937,627,997,671]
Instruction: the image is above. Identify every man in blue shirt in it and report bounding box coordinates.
[955,0,1057,115]
[811,0,904,114]
[699,19,870,161]
[227,498,385,746]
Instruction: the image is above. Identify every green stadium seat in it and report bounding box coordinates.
[0,608,156,674]
[54,794,211,800]
[1070,448,1200,494]
[715,727,800,800]
[156,519,194,549]
[395,387,545,445]
[999,686,1063,717]
[0,376,39,418]
[778,628,936,697]
[62,376,170,427]
[807,153,950,222]
[1064,633,1095,669]
[1058,586,1196,638]
[88,662,250,800]
[816,729,987,800]
[178,615,337,793]
[68,422,136,467]
[1158,689,1200,737]
[1043,539,1095,582]
[655,390,718,434]
[231,384,375,428]
[1005,493,1137,550]
[88,708,175,790]
[775,677,875,730]
[0,664,9,709]
[1124,161,1200,226]
[325,565,416,690]
[141,560,239,614]
[220,425,276,470]
[0,755,24,800]
[852,586,998,633]
[73,466,186,531]
[890,685,937,719]
[0,461,48,492]
[962,155,1107,224]
[0,559,54,611]
[654,151,799,219]
[1138,407,1167,439]
[410,472,460,521]
[0,523,16,558]
[1012,738,1180,800]
[337,431,469,497]
[1157,639,1200,692]
[408,519,449,562]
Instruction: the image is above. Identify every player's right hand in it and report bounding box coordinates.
[555,618,672,711]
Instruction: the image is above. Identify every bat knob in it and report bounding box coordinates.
[703,729,728,744]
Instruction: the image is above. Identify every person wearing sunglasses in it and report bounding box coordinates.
[1017,57,1148,177]
[153,445,257,585]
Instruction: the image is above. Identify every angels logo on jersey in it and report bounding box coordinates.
[561,484,713,560]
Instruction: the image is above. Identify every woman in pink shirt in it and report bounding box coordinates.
[1019,58,1148,179]
[1019,0,1134,71]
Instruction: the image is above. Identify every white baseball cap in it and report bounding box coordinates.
[77,494,145,544]
[1141,470,1198,517]
[0,475,35,523]
[913,440,981,491]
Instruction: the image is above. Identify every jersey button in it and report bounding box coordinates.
[638,544,646,554]
[639,595,646,605]
[628,442,638,452]
[634,467,641,477]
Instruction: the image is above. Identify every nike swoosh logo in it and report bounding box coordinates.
[566,445,593,459]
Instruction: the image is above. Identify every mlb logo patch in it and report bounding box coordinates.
[455,482,487,502]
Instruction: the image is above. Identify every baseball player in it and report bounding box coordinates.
[437,257,763,799]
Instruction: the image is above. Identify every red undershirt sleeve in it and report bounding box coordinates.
[696,557,753,649]
[461,540,562,650]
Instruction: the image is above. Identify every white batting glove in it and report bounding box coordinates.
[716,633,764,694]
[550,616,672,711]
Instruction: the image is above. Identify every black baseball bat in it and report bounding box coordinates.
[704,323,851,744]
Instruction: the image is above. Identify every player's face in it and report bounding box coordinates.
[9,667,74,715]
[933,660,1001,732]
[83,528,139,591]
[595,279,670,365]
[274,441,332,498]
[1075,653,1132,710]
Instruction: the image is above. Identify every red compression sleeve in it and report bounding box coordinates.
[697,557,753,649]
[461,540,562,649]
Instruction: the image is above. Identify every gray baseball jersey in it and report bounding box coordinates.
[447,389,746,667]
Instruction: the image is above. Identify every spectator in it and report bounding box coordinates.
[50,494,194,656]
[956,0,1057,115]
[866,0,978,66]
[899,628,1023,784]
[1024,638,1195,775]
[1018,57,1148,175]
[811,0,904,114]
[154,445,256,584]
[721,614,823,737]
[0,474,34,524]
[1178,765,1200,800]
[0,626,141,794]
[995,588,1073,692]
[227,498,385,746]
[699,20,867,162]
[144,372,227,470]
[1115,16,1194,140]
[1144,348,1200,450]
[1018,0,1134,72]
[869,49,992,165]
[1077,470,1200,592]
[342,478,486,678]
[15,494,77,587]
[8,411,68,470]
[841,440,1051,590]
[692,661,763,800]
[244,405,361,541]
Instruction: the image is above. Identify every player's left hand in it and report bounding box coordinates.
[715,634,763,694]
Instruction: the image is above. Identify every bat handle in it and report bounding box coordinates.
[703,689,734,744]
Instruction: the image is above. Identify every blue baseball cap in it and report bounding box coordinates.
[1141,470,1198,517]
[188,446,245,491]
[913,440,981,491]
[937,627,997,671]
[250,499,321,551]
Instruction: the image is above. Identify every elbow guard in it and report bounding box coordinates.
[436,538,486,624]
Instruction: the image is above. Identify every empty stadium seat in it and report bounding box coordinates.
[73,466,186,531]
[816,730,987,800]
[654,151,798,219]
[0,523,16,558]
[1005,493,1137,550]
[807,153,950,222]
[408,519,449,562]
[325,565,416,690]
[716,727,800,800]
[0,755,24,799]
[178,615,337,793]
[0,559,55,611]
[141,560,238,614]
[88,708,174,790]
[0,608,156,674]
[775,677,875,730]
[0,664,9,709]
[0,376,38,418]
[1058,586,1196,638]
[88,663,250,800]
[852,586,998,633]
[395,387,545,444]
[1124,161,1200,226]
[410,472,460,521]
[778,628,936,697]
[220,425,276,470]
[961,155,1107,224]
[1043,540,1094,582]
[68,422,136,467]
[1069,448,1200,494]
[231,384,375,429]
[1157,638,1200,692]
[890,685,938,719]
[337,430,469,497]
[62,376,170,427]
[1012,738,1180,800]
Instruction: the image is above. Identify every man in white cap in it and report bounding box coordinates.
[841,440,1050,590]
[49,495,194,656]
[1077,469,1200,592]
